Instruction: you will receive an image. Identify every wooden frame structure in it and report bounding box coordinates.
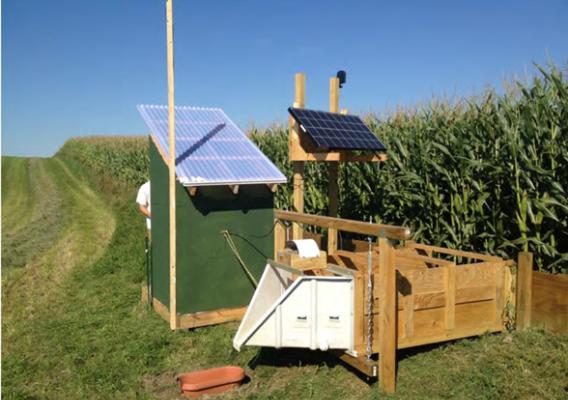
[281,77,515,390]
[273,210,514,393]
[288,73,387,248]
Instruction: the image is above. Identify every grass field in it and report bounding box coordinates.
[2,150,568,399]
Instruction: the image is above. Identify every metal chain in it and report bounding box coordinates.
[366,234,374,359]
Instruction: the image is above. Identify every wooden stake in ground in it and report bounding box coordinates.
[166,0,177,330]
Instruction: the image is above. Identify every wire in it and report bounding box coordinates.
[248,219,278,239]
[221,230,258,288]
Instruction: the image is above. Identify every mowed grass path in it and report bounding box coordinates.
[2,155,567,399]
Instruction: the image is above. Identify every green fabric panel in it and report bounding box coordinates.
[176,185,274,314]
[149,137,275,315]
[149,139,170,308]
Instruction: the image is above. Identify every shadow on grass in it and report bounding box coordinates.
[245,332,505,388]
[396,331,502,363]
[248,347,379,384]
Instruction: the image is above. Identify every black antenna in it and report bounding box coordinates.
[336,70,347,88]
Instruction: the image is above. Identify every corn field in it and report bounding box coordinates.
[58,136,149,185]
[59,64,567,273]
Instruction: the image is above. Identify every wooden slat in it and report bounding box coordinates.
[495,263,505,328]
[456,263,497,289]
[274,210,411,240]
[533,270,568,288]
[409,268,446,294]
[395,285,496,311]
[397,253,455,267]
[178,306,247,329]
[404,272,414,338]
[401,300,497,341]
[445,263,456,330]
[378,238,396,394]
[398,325,502,349]
[151,296,171,322]
[289,252,328,271]
[516,252,533,330]
[406,243,502,262]
[531,271,568,333]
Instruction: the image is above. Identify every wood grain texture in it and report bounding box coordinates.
[445,263,456,330]
[378,238,396,393]
[166,0,177,330]
[292,162,305,240]
[327,162,339,255]
[178,306,247,329]
[274,220,286,259]
[531,271,568,333]
[516,252,533,330]
[274,210,411,240]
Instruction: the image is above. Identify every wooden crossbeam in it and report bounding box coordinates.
[274,210,411,240]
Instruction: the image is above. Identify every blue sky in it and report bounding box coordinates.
[2,0,567,156]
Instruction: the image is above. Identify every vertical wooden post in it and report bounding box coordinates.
[516,252,533,330]
[378,238,396,393]
[291,73,305,240]
[165,0,177,330]
[327,77,340,253]
[329,76,339,112]
[444,263,456,330]
[495,263,505,329]
[274,220,285,259]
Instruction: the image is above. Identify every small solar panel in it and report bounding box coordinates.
[138,105,287,187]
[288,107,387,152]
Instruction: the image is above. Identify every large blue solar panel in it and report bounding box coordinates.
[137,105,287,187]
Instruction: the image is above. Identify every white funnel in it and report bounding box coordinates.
[233,263,354,352]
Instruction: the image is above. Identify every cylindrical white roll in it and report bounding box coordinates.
[291,239,320,259]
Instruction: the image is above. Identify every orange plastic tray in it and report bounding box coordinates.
[177,366,245,398]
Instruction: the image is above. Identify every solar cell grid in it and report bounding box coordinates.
[288,107,387,151]
[138,105,287,187]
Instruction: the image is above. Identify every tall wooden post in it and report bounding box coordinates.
[291,73,305,240]
[516,252,533,330]
[378,238,396,393]
[166,0,177,330]
[327,77,340,254]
